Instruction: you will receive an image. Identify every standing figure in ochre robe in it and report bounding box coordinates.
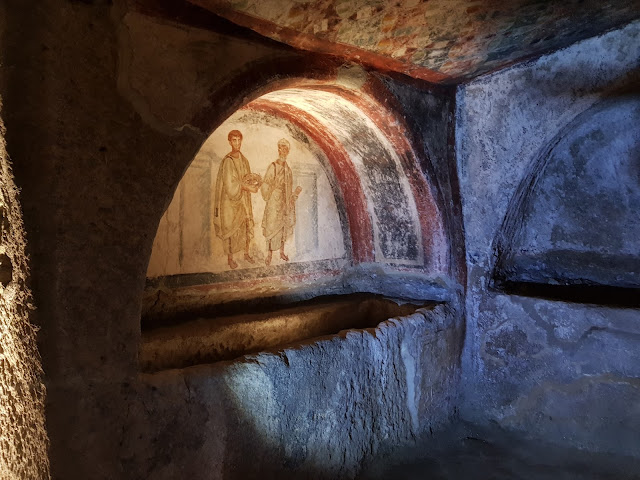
[213,130,261,269]
[261,138,302,265]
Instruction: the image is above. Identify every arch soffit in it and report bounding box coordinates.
[186,60,447,271]
[492,96,640,286]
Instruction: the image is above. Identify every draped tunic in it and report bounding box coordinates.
[213,152,254,243]
[260,160,295,242]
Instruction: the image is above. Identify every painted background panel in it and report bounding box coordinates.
[147,110,347,278]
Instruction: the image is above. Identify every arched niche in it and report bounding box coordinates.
[493,97,640,302]
[141,79,449,370]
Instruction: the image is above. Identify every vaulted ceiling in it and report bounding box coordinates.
[186,0,640,83]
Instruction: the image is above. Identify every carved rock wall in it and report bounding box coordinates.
[0,105,50,480]
[457,20,640,454]
[1,1,464,478]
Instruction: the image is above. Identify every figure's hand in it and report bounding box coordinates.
[290,186,302,208]
[242,183,260,193]
[242,173,262,193]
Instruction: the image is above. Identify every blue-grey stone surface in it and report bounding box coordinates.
[497,97,640,287]
[128,304,463,479]
[456,20,640,454]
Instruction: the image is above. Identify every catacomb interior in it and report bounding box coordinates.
[1,1,639,479]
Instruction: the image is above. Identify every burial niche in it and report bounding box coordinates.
[142,85,448,371]
[493,97,640,304]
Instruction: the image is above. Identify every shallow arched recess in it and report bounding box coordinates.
[141,81,450,370]
[493,97,640,304]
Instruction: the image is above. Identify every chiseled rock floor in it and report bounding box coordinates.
[359,421,640,480]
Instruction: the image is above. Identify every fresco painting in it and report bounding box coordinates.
[259,138,302,266]
[212,129,257,270]
[260,89,424,266]
[147,110,347,279]
[189,0,640,80]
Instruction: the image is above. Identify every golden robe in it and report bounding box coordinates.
[213,152,254,254]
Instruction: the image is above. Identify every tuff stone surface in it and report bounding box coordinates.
[0,108,49,478]
[1,2,464,478]
[188,0,640,81]
[457,20,640,450]
[2,0,639,477]
[495,97,640,288]
[130,304,463,480]
[360,421,640,479]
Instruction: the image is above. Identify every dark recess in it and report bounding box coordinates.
[494,281,640,308]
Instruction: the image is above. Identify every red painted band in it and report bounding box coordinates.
[246,99,375,263]
[322,82,447,269]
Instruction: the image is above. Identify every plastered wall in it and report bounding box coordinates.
[457,20,640,454]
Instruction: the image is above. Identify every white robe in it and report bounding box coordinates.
[260,160,295,250]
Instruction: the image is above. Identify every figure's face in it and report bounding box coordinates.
[229,135,242,152]
[278,143,289,158]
